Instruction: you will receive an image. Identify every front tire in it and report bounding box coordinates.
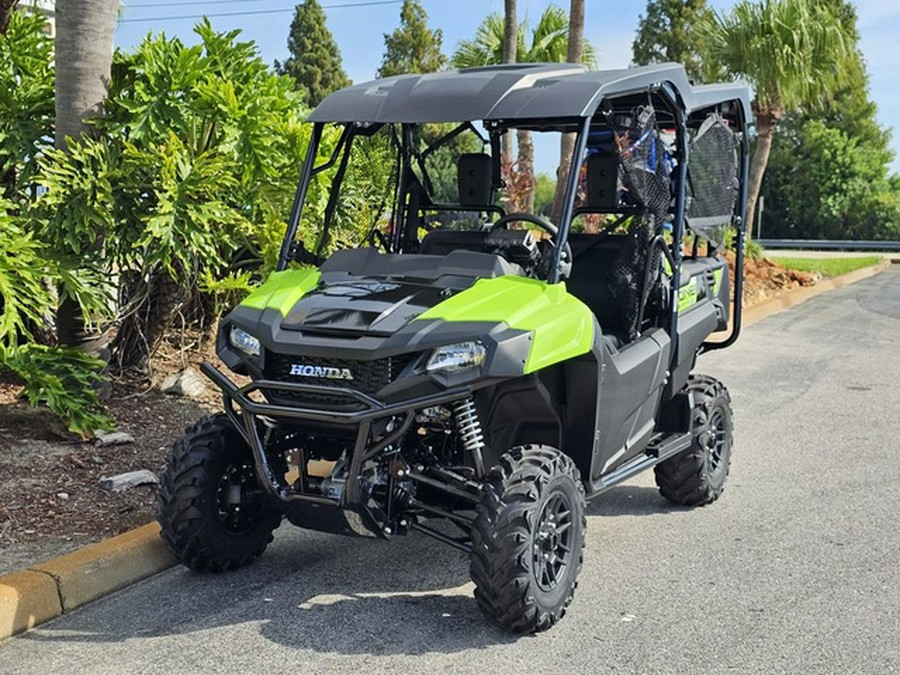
[654,374,733,506]
[157,414,282,572]
[470,445,586,634]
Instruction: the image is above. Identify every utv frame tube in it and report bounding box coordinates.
[548,116,592,284]
[278,123,354,270]
[703,103,750,351]
[277,123,323,271]
[663,82,690,374]
[201,363,484,534]
[316,126,357,257]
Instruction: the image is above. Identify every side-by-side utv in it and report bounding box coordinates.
[158,63,750,634]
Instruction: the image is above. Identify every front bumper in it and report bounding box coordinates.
[201,361,476,538]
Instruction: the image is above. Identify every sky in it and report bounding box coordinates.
[113,0,900,174]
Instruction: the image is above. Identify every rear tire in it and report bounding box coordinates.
[655,375,733,506]
[157,414,282,572]
[470,445,586,634]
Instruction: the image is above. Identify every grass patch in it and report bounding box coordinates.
[774,256,883,277]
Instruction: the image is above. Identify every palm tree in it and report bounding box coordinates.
[700,0,854,237]
[502,0,517,65]
[55,0,119,358]
[501,0,517,163]
[452,6,595,212]
[550,0,585,223]
[454,8,595,74]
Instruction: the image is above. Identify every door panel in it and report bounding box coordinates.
[591,329,670,481]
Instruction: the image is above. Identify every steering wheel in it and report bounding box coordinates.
[489,212,573,279]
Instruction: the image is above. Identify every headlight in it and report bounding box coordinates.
[426,341,486,374]
[229,325,260,357]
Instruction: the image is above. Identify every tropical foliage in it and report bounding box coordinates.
[632,0,712,81]
[0,10,53,200]
[452,7,595,70]
[759,120,900,240]
[0,197,113,435]
[377,0,445,77]
[759,0,898,241]
[0,12,115,435]
[699,0,856,235]
[0,15,387,433]
[35,21,317,369]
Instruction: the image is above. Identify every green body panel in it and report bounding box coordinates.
[415,276,594,373]
[711,267,724,295]
[677,278,700,313]
[676,263,725,313]
[240,267,321,316]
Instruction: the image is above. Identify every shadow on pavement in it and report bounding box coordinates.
[17,487,684,654]
[19,524,519,654]
[586,484,688,518]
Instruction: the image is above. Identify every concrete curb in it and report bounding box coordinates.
[0,523,175,640]
[0,258,893,642]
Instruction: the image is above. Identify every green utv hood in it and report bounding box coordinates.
[235,257,593,375]
[416,276,594,373]
[241,268,321,316]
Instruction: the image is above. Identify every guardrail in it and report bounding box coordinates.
[757,239,900,252]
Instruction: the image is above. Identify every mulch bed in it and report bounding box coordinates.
[0,381,212,573]
[730,251,818,305]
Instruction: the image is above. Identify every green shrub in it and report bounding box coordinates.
[0,12,54,201]
[34,21,333,368]
[2,17,393,432]
[2,344,113,438]
[0,199,114,436]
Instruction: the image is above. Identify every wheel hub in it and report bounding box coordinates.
[532,492,573,592]
[706,408,728,475]
[216,462,265,534]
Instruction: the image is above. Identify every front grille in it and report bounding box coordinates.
[263,352,417,409]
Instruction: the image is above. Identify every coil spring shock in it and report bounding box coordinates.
[452,398,486,478]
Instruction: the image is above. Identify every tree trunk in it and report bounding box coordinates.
[55,0,119,151]
[550,0,584,224]
[55,0,118,380]
[516,128,535,213]
[501,0,517,163]
[745,107,782,242]
[0,0,18,35]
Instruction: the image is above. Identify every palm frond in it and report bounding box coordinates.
[453,7,596,69]
[699,0,854,113]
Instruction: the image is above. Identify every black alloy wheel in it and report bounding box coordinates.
[470,444,586,634]
[654,374,734,506]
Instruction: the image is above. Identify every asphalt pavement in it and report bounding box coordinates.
[1,268,898,674]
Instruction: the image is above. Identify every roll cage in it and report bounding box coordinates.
[277,63,751,364]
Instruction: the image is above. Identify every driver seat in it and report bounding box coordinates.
[418,154,495,256]
[457,153,493,206]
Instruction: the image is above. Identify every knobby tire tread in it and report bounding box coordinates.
[654,374,733,506]
[157,414,281,573]
[470,445,586,634]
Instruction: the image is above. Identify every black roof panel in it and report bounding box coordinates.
[307,63,751,125]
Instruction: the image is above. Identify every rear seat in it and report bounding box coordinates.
[565,233,638,347]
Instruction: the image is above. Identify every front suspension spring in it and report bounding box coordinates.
[452,397,486,478]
